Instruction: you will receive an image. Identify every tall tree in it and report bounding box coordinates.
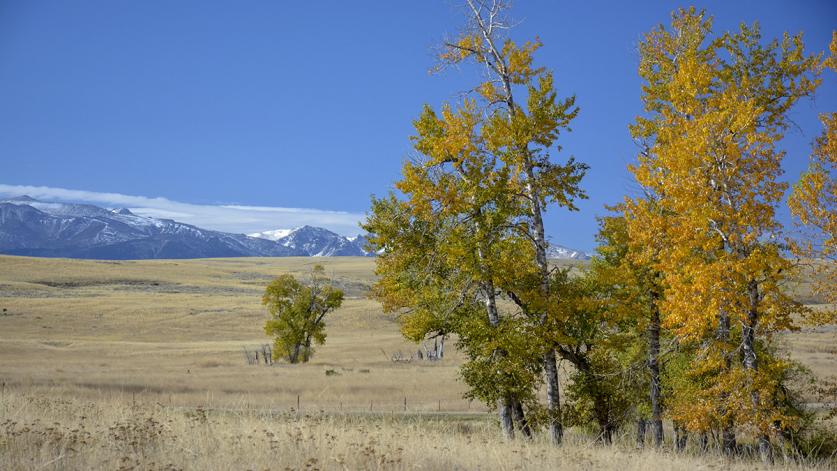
[439,0,587,444]
[364,104,539,439]
[627,7,821,462]
[365,1,586,443]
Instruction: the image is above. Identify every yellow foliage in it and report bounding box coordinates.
[626,8,823,435]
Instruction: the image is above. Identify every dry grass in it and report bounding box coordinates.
[0,255,834,470]
[0,256,476,412]
[2,389,832,471]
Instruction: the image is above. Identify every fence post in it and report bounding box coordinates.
[403,397,407,412]
[297,394,300,413]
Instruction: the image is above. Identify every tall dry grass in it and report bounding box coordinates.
[2,387,831,471]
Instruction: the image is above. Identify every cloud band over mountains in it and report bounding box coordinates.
[0,184,365,236]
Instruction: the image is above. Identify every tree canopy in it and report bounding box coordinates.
[263,265,343,364]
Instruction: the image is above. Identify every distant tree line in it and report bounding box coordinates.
[363,1,836,464]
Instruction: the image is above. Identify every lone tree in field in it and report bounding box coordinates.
[263,265,343,364]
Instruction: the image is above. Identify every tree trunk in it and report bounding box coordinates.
[522,159,566,447]
[483,281,515,440]
[498,396,515,440]
[596,412,613,445]
[699,432,709,453]
[717,308,737,456]
[722,427,737,456]
[289,343,301,364]
[599,421,613,445]
[674,423,688,452]
[636,418,647,449]
[543,348,563,444]
[591,378,613,445]
[744,279,773,465]
[510,397,533,439]
[648,301,664,448]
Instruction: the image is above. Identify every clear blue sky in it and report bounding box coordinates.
[1,1,834,250]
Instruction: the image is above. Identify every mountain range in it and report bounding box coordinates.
[0,196,589,260]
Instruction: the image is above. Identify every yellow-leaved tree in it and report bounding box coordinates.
[626,7,821,463]
[364,0,586,444]
[436,0,587,444]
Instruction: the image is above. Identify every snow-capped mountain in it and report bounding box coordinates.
[250,226,372,257]
[546,243,590,260]
[0,196,587,260]
[247,228,294,241]
[0,196,295,259]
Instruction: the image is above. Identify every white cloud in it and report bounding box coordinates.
[0,184,365,236]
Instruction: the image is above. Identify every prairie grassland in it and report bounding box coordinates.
[3,388,833,471]
[0,256,480,411]
[0,255,834,470]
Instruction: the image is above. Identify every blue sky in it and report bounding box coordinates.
[1,1,834,250]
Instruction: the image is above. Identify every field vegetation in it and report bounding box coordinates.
[0,255,834,469]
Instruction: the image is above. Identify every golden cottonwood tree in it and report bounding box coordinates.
[365,0,586,443]
[626,7,821,462]
[436,0,587,444]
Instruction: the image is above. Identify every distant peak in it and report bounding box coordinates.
[8,195,37,202]
[247,228,295,241]
[113,208,134,215]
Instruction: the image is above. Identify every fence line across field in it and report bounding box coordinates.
[148,401,490,419]
[101,388,491,416]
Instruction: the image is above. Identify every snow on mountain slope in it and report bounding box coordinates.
[0,196,294,259]
[546,243,590,260]
[263,226,370,257]
[248,228,294,241]
[0,196,589,260]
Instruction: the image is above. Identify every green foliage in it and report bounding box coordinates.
[262,265,343,364]
[548,268,640,441]
[457,314,544,407]
[363,192,543,412]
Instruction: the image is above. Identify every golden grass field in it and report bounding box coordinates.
[0,254,834,470]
